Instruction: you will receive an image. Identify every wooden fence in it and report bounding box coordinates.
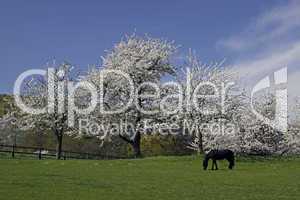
[0,144,127,160]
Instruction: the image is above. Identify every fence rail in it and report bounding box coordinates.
[0,144,127,160]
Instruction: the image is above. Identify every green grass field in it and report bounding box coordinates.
[0,156,299,200]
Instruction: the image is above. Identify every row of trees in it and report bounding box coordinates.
[1,34,299,158]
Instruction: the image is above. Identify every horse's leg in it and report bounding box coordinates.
[214,160,218,170]
[226,158,230,169]
[211,159,215,170]
[212,160,217,170]
[227,157,234,169]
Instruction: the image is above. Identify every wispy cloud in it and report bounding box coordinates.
[218,0,300,52]
[217,0,300,101]
[234,42,300,78]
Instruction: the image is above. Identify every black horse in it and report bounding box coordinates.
[203,149,235,170]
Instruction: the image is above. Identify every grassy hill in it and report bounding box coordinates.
[0,156,299,200]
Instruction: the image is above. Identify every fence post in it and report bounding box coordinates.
[12,145,15,158]
[38,148,42,160]
[63,152,66,160]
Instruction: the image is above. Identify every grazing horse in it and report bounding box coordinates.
[203,149,235,170]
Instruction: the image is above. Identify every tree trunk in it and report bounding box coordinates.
[132,131,141,158]
[198,132,204,154]
[119,131,141,158]
[119,92,143,158]
[56,134,63,160]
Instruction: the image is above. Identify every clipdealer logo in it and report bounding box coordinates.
[13,66,288,133]
[250,67,288,132]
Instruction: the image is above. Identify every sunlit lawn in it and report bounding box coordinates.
[0,156,299,200]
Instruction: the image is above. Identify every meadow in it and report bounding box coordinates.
[0,156,299,200]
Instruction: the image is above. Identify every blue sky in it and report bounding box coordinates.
[0,0,297,94]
